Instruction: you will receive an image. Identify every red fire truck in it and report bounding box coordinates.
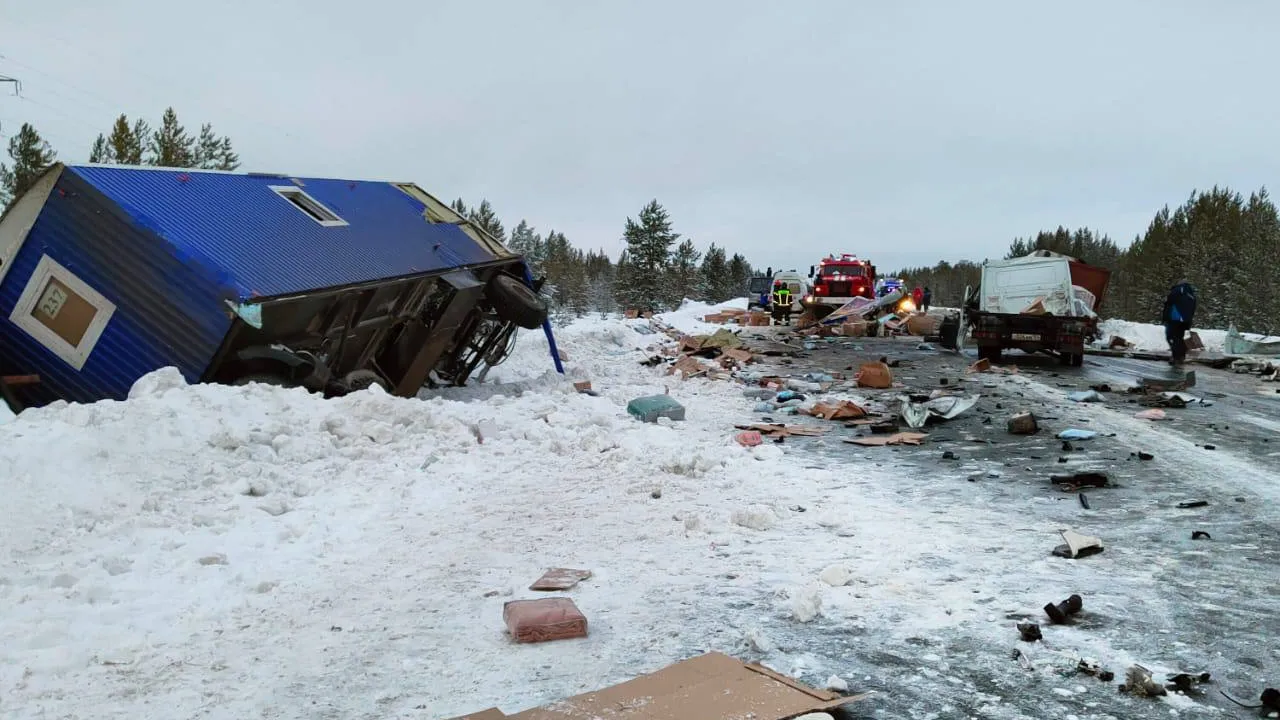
[804,254,877,317]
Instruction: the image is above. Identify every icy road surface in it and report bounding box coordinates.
[0,311,1275,720]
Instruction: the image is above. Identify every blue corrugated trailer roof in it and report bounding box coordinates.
[69,166,497,299]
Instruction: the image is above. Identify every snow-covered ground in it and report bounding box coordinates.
[0,315,892,719]
[1097,319,1228,353]
[653,297,749,335]
[2,313,1272,719]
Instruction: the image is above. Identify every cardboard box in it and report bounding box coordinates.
[906,314,940,336]
[448,651,866,720]
[839,321,868,337]
[856,361,893,389]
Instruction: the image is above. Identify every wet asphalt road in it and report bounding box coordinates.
[725,334,1279,719]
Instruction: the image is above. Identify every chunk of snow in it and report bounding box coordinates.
[732,504,778,531]
[825,674,850,692]
[818,565,853,587]
[790,582,824,622]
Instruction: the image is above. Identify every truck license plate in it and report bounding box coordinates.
[1011,333,1041,341]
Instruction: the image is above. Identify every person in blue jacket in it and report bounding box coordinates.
[1162,280,1197,366]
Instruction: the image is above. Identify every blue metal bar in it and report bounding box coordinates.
[522,263,564,375]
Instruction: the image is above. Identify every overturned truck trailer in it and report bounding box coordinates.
[0,164,553,409]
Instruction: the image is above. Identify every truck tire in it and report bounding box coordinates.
[1071,352,1084,367]
[978,346,1002,364]
[488,274,548,330]
[342,369,390,393]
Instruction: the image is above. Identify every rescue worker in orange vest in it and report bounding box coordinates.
[771,281,793,325]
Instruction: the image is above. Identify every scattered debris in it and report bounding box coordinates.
[1136,451,1155,461]
[1138,371,1196,393]
[868,419,900,433]
[1203,444,1217,451]
[1177,500,1209,509]
[529,568,593,592]
[627,395,686,423]
[1052,472,1109,491]
[901,394,979,429]
[1079,492,1090,509]
[1017,621,1043,642]
[1007,412,1039,435]
[1166,672,1212,695]
[1068,390,1105,403]
[969,358,992,373]
[447,652,867,720]
[855,361,894,389]
[1052,529,1104,559]
[1044,593,1083,624]
[1077,658,1115,682]
[941,450,957,460]
[844,432,928,447]
[735,423,828,438]
[503,597,589,644]
[1134,408,1167,420]
[1089,383,1113,392]
[806,400,868,421]
[573,380,593,394]
[1120,665,1168,697]
[1057,429,1098,441]
[1192,531,1212,540]
[735,430,764,447]
[667,355,710,379]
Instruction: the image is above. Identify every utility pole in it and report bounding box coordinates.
[0,74,18,136]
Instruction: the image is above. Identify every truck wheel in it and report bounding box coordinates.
[1070,352,1084,367]
[342,369,390,393]
[488,273,548,330]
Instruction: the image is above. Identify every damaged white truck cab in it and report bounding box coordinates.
[954,251,1110,366]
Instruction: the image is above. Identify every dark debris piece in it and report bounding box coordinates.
[1044,594,1083,624]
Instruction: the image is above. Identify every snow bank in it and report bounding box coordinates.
[654,297,749,335]
[0,317,884,718]
[1098,319,1228,353]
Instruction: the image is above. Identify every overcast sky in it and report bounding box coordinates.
[2,0,1277,274]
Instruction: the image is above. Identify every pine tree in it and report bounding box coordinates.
[584,249,617,316]
[216,137,240,170]
[89,134,113,164]
[0,123,57,209]
[509,220,547,276]
[450,198,469,218]
[727,253,752,298]
[699,243,731,302]
[615,199,679,311]
[468,200,505,241]
[543,230,588,317]
[193,123,222,169]
[614,250,639,311]
[667,239,702,303]
[105,115,148,165]
[148,107,195,167]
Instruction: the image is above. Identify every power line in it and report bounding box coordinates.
[1,55,118,115]
[0,74,19,96]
